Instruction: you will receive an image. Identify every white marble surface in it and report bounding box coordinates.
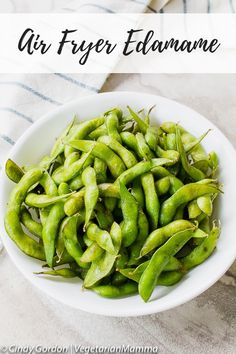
[0,74,236,353]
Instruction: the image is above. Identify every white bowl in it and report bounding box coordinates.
[0,92,236,317]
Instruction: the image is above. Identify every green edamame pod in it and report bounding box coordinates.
[176,126,205,181]
[141,219,194,257]
[151,166,170,179]
[105,109,122,143]
[136,132,154,160]
[21,207,42,238]
[42,202,65,267]
[182,223,220,270]
[4,168,45,260]
[82,166,99,229]
[64,189,85,216]
[184,129,211,153]
[35,268,78,278]
[141,173,159,230]
[111,272,127,286]
[104,197,117,212]
[120,131,143,159]
[40,172,58,196]
[156,146,179,165]
[25,192,73,208]
[94,158,107,183]
[52,150,93,184]
[139,227,195,301]
[145,126,158,151]
[64,152,80,168]
[95,203,114,230]
[208,151,219,176]
[89,124,107,139]
[127,106,148,134]
[63,215,88,269]
[80,242,104,263]
[64,116,105,156]
[68,140,126,178]
[92,281,138,298]
[160,122,185,134]
[120,182,138,247]
[115,248,129,270]
[128,209,149,266]
[5,159,24,183]
[87,223,115,254]
[98,135,137,169]
[165,133,177,151]
[131,178,145,209]
[169,176,184,195]
[115,158,170,186]
[139,253,170,302]
[160,183,219,226]
[84,222,122,288]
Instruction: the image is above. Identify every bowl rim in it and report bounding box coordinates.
[1,91,236,317]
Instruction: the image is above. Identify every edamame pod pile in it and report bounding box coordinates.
[4,107,221,302]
